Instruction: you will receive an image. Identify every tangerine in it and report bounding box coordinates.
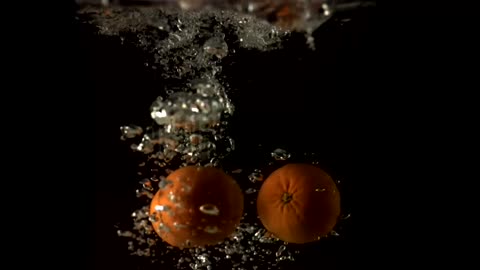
[150,166,244,248]
[256,163,341,244]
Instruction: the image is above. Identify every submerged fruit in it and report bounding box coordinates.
[150,166,244,248]
[256,163,340,244]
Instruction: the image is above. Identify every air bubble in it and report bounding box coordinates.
[173,222,189,230]
[271,148,291,160]
[224,246,235,255]
[168,191,178,202]
[148,214,158,222]
[159,177,173,189]
[245,226,256,234]
[228,137,235,151]
[194,81,217,97]
[120,125,143,139]
[204,226,219,234]
[131,209,148,219]
[276,245,286,257]
[136,189,153,198]
[199,204,220,216]
[254,229,265,239]
[154,205,170,212]
[189,134,203,144]
[181,184,193,193]
[232,232,244,242]
[248,170,263,183]
[117,230,134,237]
[203,36,228,59]
[139,179,153,190]
[209,157,220,167]
[158,223,171,232]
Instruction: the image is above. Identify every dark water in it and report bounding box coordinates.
[87,3,375,269]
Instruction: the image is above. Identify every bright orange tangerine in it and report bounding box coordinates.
[256,164,341,244]
[150,166,244,248]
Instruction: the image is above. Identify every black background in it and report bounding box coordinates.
[81,3,376,270]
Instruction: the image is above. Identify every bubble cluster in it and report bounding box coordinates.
[80,0,337,51]
[150,91,226,132]
[82,6,290,72]
[271,148,291,161]
[248,169,264,183]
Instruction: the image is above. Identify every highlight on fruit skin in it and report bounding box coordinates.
[256,163,341,244]
[149,166,244,248]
